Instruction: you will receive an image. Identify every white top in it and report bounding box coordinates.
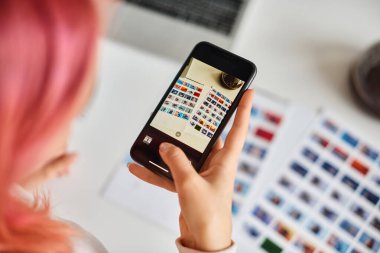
[13,185,236,253]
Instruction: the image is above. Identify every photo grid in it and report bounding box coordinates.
[160,78,233,141]
[189,88,233,139]
[161,79,201,123]
[220,94,288,217]
[151,57,244,153]
[237,113,380,253]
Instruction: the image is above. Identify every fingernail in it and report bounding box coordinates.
[159,143,170,153]
[70,153,79,162]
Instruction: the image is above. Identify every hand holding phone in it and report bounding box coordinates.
[129,90,254,251]
[130,42,256,179]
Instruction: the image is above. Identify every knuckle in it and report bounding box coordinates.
[167,147,182,159]
[180,175,198,191]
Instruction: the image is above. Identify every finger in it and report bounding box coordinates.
[213,137,224,151]
[223,89,254,158]
[159,143,198,186]
[20,153,77,189]
[200,138,224,172]
[44,153,78,178]
[128,163,176,192]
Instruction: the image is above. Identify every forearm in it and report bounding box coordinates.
[176,239,236,253]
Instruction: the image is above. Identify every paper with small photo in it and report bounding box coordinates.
[224,90,293,218]
[101,155,181,233]
[235,111,380,253]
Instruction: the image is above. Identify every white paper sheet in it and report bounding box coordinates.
[102,157,180,233]
[101,91,380,253]
[235,111,380,253]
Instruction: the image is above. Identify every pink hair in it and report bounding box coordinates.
[0,0,99,252]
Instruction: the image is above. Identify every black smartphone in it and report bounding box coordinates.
[130,42,257,180]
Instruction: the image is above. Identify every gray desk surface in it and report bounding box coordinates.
[50,1,380,252]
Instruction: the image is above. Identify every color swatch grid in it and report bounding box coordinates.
[225,94,287,217]
[238,114,380,253]
[190,88,233,139]
[159,79,202,120]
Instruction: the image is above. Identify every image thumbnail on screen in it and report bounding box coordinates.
[150,58,245,153]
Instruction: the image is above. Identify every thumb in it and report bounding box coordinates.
[159,143,198,185]
[44,153,78,178]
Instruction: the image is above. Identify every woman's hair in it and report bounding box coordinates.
[0,0,99,252]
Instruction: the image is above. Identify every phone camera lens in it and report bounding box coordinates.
[220,72,244,90]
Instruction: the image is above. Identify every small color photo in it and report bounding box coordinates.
[234,179,250,196]
[298,190,317,207]
[339,219,360,237]
[351,159,369,176]
[243,142,267,160]
[331,146,349,161]
[232,199,241,216]
[341,175,359,191]
[360,144,379,161]
[265,191,285,208]
[349,203,369,221]
[285,204,305,223]
[320,205,338,222]
[290,161,308,177]
[311,133,329,148]
[370,217,380,232]
[302,147,319,163]
[359,232,380,252]
[330,189,348,206]
[238,162,258,178]
[360,188,379,205]
[322,119,339,133]
[310,175,328,192]
[341,132,359,148]
[294,237,316,253]
[273,221,294,241]
[243,223,261,239]
[327,234,349,253]
[278,176,296,193]
[306,220,327,239]
[252,206,273,225]
[320,160,339,177]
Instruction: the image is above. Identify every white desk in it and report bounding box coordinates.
[50,1,380,252]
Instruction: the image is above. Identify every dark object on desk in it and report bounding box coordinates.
[351,42,380,118]
[123,0,244,35]
[221,72,245,90]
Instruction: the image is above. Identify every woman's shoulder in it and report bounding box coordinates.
[68,221,109,253]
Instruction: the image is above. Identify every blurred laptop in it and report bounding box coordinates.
[107,0,256,61]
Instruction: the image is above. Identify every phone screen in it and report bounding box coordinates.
[150,57,246,153]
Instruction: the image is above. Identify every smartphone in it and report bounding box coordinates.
[130,42,257,180]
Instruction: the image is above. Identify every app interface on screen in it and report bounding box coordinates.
[150,58,245,153]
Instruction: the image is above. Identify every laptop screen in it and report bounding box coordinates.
[124,0,245,35]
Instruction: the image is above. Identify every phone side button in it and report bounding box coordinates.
[149,161,169,173]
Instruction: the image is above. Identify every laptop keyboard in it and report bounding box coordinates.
[123,0,244,35]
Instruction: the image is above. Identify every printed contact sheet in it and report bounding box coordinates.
[236,113,380,253]
[103,89,380,253]
[225,93,288,217]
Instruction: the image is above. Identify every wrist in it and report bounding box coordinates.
[193,232,232,252]
[181,222,232,251]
